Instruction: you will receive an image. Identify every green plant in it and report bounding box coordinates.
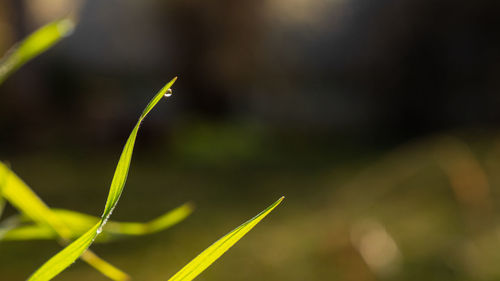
[0,19,283,281]
[0,19,74,85]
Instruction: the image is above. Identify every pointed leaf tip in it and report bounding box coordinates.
[56,19,75,37]
[167,197,284,281]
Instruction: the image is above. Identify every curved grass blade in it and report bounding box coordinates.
[168,196,284,281]
[0,19,74,85]
[102,78,176,218]
[0,162,71,237]
[2,203,193,241]
[104,202,192,236]
[0,162,129,281]
[28,77,178,281]
[29,223,100,281]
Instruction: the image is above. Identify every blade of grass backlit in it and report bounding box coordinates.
[0,19,74,85]
[29,223,100,281]
[168,196,284,281]
[28,77,177,281]
[0,162,71,237]
[103,78,176,218]
[0,170,18,238]
[0,162,129,280]
[2,203,193,241]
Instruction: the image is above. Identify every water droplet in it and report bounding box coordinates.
[96,226,102,234]
[164,88,173,98]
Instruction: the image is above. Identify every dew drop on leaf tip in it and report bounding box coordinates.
[164,88,173,98]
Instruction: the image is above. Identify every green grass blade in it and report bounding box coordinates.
[28,223,100,281]
[28,77,177,281]
[0,162,72,238]
[0,19,74,85]
[0,217,50,240]
[0,162,129,280]
[167,196,284,281]
[103,76,177,218]
[0,182,21,240]
[102,202,193,238]
[2,203,193,241]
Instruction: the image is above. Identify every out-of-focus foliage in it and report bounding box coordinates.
[0,19,74,85]
[1,204,193,241]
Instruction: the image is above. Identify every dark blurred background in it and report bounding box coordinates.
[2,0,500,280]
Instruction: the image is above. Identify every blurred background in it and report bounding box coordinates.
[1,0,500,280]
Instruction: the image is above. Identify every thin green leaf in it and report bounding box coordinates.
[168,196,284,281]
[103,76,177,218]
[28,77,177,281]
[0,175,20,239]
[0,162,129,281]
[1,222,53,240]
[0,19,74,85]
[28,223,100,281]
[0,162,71,237]
[2,203,193,241]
